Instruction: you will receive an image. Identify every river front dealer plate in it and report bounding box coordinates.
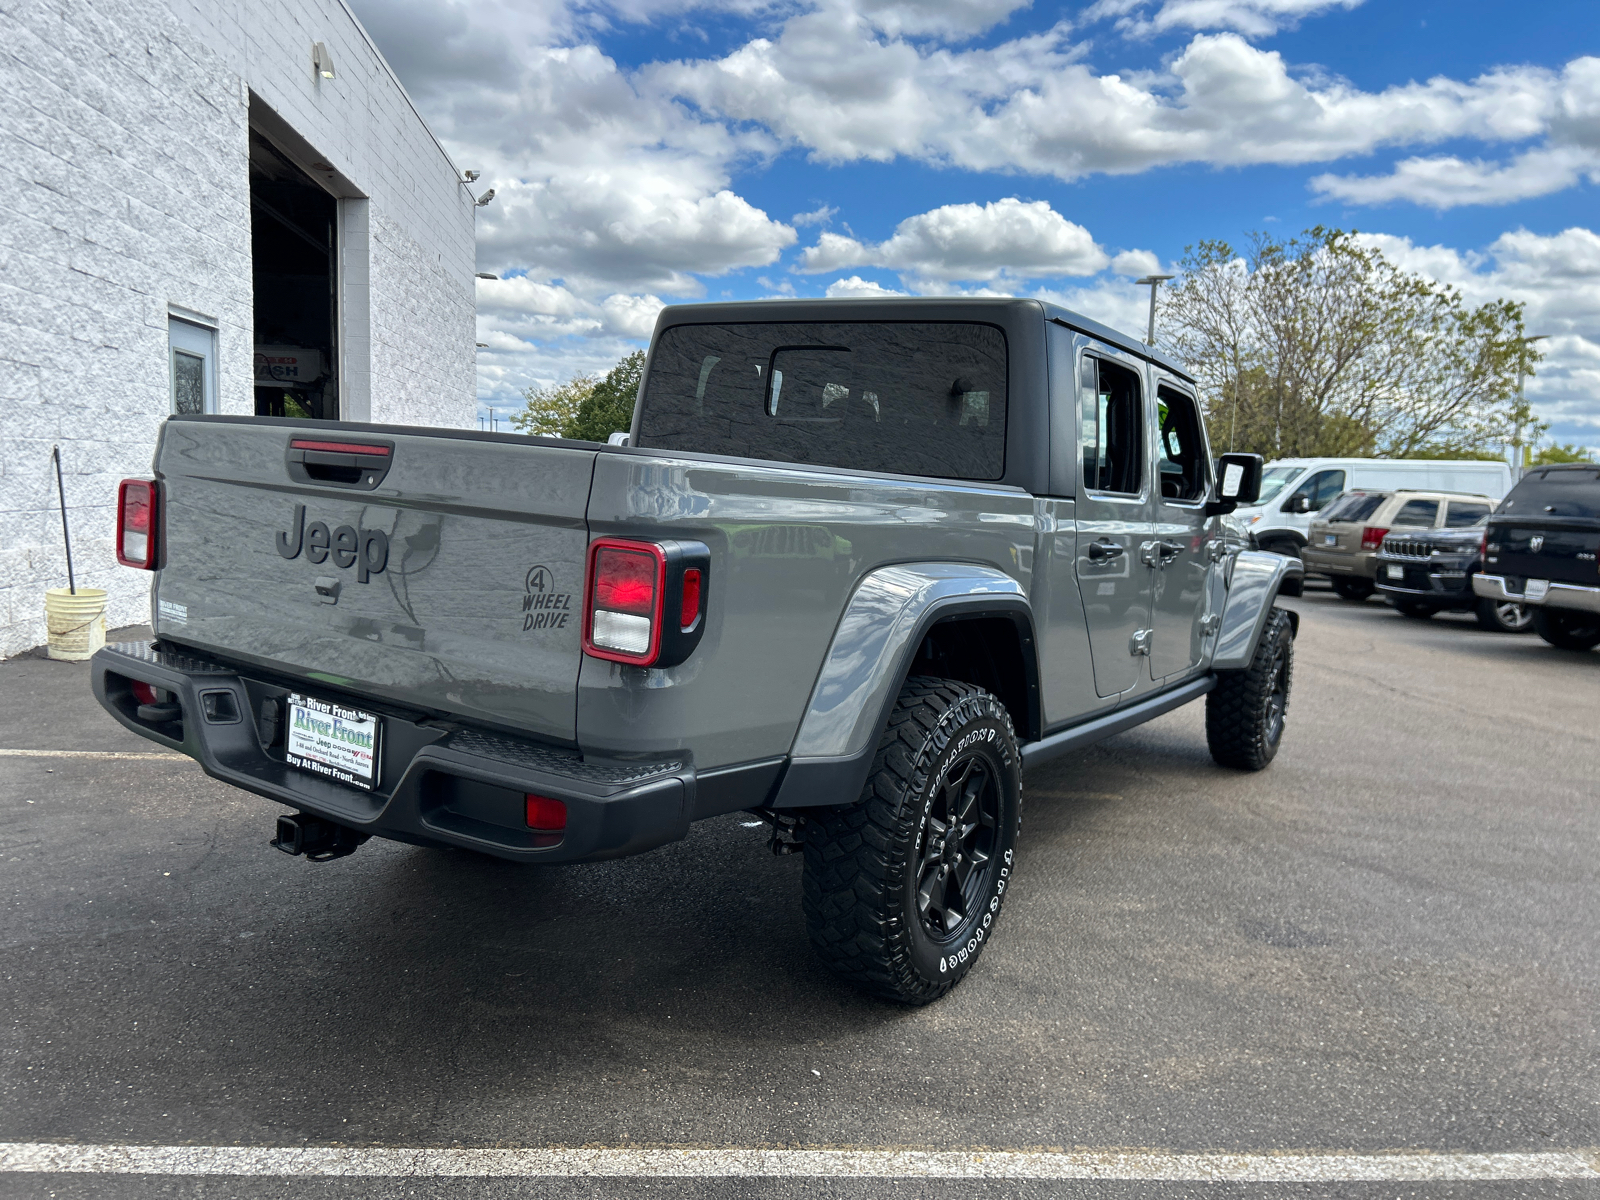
[285,693,381,790]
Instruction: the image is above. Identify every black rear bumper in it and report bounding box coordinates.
[90,641,699,863]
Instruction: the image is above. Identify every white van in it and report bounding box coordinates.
[1231,458,1513,555]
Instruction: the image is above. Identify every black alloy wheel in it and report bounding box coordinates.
[1207,607,1295,771]
[803,677,1022,1005]
[913,752,1000,940]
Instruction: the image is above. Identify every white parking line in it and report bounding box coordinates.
[0,748,186,762]
[1,1144,1595,1180]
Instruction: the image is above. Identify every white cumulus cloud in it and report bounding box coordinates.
[799,198,1109,286]
[1357,227,1600,448]
[1084,0,1364,39]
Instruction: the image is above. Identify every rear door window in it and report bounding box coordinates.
[1322,492,1388,523]
[1081,357,1143,495]
[1444,501,1491,527]
[1391,499,1440,527]
[637,322,1007,480]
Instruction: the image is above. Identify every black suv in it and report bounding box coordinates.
[1376,519,1532,632]
[1475,464,1600,651]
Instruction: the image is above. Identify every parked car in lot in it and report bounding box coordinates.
[89,297,1302,1006]
[1302,490,1495,600]
[1375,520,1531,632]
[1230,457,1511,558]
[1475,463,1600,651]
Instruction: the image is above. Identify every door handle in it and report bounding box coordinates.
[1141,540,1186,568]
[1087,540,1125,561]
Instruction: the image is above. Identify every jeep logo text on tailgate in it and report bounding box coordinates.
[276,504,389,582]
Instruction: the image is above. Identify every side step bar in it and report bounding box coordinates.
[1020,675,1216,770]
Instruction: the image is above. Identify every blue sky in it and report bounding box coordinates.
[350,0,1600,449]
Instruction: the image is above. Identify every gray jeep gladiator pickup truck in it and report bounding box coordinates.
[92,297,1300,1004]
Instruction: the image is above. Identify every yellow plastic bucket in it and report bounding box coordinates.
[45,587,108,661]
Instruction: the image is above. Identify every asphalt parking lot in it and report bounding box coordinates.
[2,588,1597,1198]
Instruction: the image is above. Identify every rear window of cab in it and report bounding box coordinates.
[636,321,1008,480]
[1497,468,1600,519]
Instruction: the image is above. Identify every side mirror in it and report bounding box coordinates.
[1207,452,1263,515]
[1288,495,1310,514]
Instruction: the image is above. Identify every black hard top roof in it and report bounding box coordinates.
[652,296,1194,383]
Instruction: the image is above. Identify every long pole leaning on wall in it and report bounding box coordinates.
[51,445,76,595]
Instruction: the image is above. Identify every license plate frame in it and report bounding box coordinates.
[1524,578,1550,602]
[1385,564,1404,580]
[285,693,382,790]
[1323,534,1337,546]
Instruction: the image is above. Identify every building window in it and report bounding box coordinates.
[169,317,217,415]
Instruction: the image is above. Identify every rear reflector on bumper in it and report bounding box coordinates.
[525,794,568,831]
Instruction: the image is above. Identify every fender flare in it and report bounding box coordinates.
[769,562,1037,809]
[1210,549,1302,672]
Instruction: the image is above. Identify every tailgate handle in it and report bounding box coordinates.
[286,438,393,490]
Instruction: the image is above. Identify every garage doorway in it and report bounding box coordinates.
[249,128,338,420]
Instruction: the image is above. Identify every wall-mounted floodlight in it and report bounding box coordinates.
[475,272,498,280]
[1134,274,1175,346]
[476,342,488,349]
[475,189,496,208]
[312,42,336,80]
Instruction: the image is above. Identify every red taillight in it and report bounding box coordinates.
[525,794,567,831]
[1480,530,1489,560]
[1360,526,1389,551]
[680,568,702,629]
[116,479,158,568]
[132,680,159,706]
[584,539,666,664]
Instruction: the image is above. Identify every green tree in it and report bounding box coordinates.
[1532,442,1597,465]
[511,375,596,438]
[562,350,646,442]
[1160,227,1543,460]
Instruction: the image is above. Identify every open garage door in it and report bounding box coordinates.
[250,128,338,420]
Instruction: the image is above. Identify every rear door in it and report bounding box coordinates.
[152,418,597,742]
[1075,347,1153,697]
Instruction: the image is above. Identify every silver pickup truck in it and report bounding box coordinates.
[92,297,1300,1004]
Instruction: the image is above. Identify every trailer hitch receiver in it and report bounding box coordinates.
[271,813,369,862]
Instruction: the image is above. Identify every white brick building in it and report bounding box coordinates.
[1,0,478,657]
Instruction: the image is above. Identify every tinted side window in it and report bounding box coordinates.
[1323,492,1388,523]
[1392,499,1440,527]
[1445,502,1491,527]
[1081,357,1142,495]
[1497,468,1600,519]
[637,322,1007,480]
[1155,387,1208,502]
[1290,469,1346,512]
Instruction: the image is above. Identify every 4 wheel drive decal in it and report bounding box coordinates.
[522,564,574,631]
[276,504,389,583]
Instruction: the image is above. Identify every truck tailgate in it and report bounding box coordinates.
[152,418,595,743]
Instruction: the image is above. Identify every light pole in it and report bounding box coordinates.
[1135,274,1174,347]
[1510,333,1547,480]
